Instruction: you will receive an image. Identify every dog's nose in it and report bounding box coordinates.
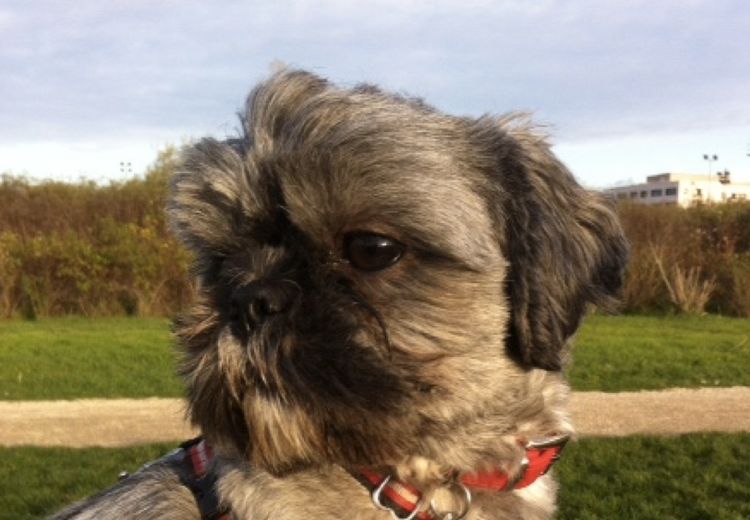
[230,281,295,325]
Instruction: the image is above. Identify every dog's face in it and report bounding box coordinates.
[168,70,627,476]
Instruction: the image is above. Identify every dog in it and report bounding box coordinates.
[51,69,627,519]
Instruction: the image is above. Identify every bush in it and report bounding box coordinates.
[618,201,750,317]
[2,153,750,318]
[0,149,192,318]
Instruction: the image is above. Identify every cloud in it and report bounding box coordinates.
[1,0,749,159]
[0,8,14,29]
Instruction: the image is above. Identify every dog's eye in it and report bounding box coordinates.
[344,233,404,272]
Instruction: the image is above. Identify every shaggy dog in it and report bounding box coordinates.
[52,69,627,520]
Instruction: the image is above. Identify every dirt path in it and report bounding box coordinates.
[570,387,750,436]
[1,387,749,448]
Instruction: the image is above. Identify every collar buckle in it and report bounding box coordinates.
[371,474,473,520]
[512,434,570,490]
[428,480,472,520]
[371,474,427,520]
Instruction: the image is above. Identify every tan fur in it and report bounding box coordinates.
[51,69,627,519]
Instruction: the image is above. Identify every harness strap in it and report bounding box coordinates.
[179,438,231,520]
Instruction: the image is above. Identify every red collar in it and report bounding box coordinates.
[353,435,569,520]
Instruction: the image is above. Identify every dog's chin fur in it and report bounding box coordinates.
[50,69,627,520]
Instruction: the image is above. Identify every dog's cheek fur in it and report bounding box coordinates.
[169,139,250,256]
[174,297,253,459]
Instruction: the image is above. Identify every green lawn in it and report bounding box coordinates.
[3,434,748,520]
[0,443,173,520]
[1,315,749,399]
[557,434,750,519]
[1,315,749,518]
[0,317,182,400]
[570,314,750,392]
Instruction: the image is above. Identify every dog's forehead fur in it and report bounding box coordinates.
[232,71,500,268]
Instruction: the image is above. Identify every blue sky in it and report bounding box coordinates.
[1,0,749,187]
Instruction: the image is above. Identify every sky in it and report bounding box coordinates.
[1,0,749,188]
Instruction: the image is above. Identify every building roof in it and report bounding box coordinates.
[641,172,750,186]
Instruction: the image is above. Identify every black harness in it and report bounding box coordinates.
[161,437,231,520]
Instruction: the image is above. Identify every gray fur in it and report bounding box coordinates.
[51,69,627,519]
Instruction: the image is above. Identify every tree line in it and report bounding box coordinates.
[1,153,749,318]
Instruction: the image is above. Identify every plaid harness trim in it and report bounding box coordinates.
[179,438,231,520]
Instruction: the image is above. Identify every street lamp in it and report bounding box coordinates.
[119,161,132,175]
[703,154,718,201]
[703,154,718,173]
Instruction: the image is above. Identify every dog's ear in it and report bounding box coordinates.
[477,116,629,371]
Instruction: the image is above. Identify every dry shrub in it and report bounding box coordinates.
[618,201,750,317]
[2,155,750,318]
[0,148,192,318]
[651,246,715,314]
[730,258,750,317]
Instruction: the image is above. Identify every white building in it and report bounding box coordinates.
[605,172,750,207]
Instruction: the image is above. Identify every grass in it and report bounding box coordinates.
[2,434,748,519]
[0,317,182,400]
[1,315,748,518]
[0,443,173,520]
[0,314,748,399]
[570,314,750,392]
[557,434,750,520]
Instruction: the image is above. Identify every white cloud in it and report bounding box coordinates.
[1,0,749,184]
[0,8,14,29]
[0,138,175,183]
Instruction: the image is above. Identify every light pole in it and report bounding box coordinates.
[703,154,717,202]
[119,161,132,176]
